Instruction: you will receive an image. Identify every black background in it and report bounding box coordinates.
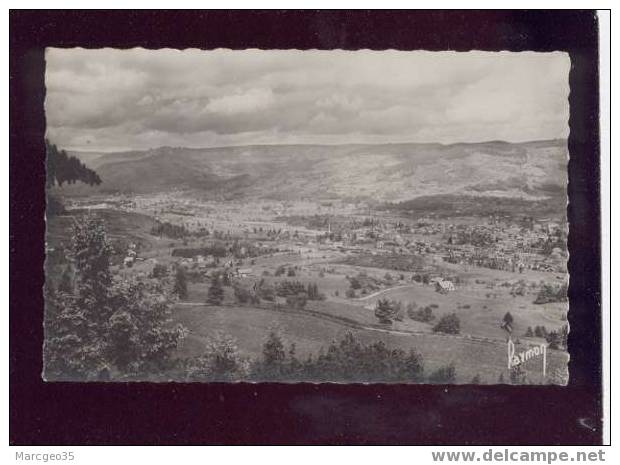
[9,10,603,445]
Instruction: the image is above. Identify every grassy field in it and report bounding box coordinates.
[47,205,569,384]
[172,303,568,384]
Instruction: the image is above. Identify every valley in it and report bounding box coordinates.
[46,140,570,383]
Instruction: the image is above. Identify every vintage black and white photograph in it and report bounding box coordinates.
[43,48,570,384]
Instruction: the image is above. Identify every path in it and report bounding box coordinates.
[354,283,421,301]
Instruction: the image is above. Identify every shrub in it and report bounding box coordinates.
[534,283,568,304]
[286,293,308,309]
[150,263,168,278]
[233,285,252,304]
[276,280,306,297]
[257,285,275,302]
[349,277,362,290]
[432,313,460,334]
[150,221,189,239]
[408,305,435,323]
[374,299,398,324]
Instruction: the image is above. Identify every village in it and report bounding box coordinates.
[87,192,566,287]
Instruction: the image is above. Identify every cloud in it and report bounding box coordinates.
[205,88,274,115]
[45,48,570,151]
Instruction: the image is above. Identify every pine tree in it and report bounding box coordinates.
[262,330,286,366]
[44,217,114,379]
[46,140,101,188]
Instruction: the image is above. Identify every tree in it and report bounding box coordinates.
[254,329,288,380]
[545,330,562,350]
[471,374,481,384]
[105,280,185,375]
[44,216,185,380]
[432,313,461,334]
[187,332,246,381]
[307,283,322,300]
[374,299,397,324]
[46,140,101,188]
[44,217,113,379]
[501,311,514,334]
[206,275,224,305]
[560,324,569,348]
[509,363,527,385]
[173,267,188,300]
[524,326,534,337]
[534,325,548,338]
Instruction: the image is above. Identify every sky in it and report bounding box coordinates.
[45,48,570,152]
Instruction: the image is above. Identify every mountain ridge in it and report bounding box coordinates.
[63,139,568,202]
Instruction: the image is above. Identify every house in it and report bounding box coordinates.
[236,268,253,278]
[435,279,455,293]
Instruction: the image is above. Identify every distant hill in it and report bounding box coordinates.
[65,140,567,203]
